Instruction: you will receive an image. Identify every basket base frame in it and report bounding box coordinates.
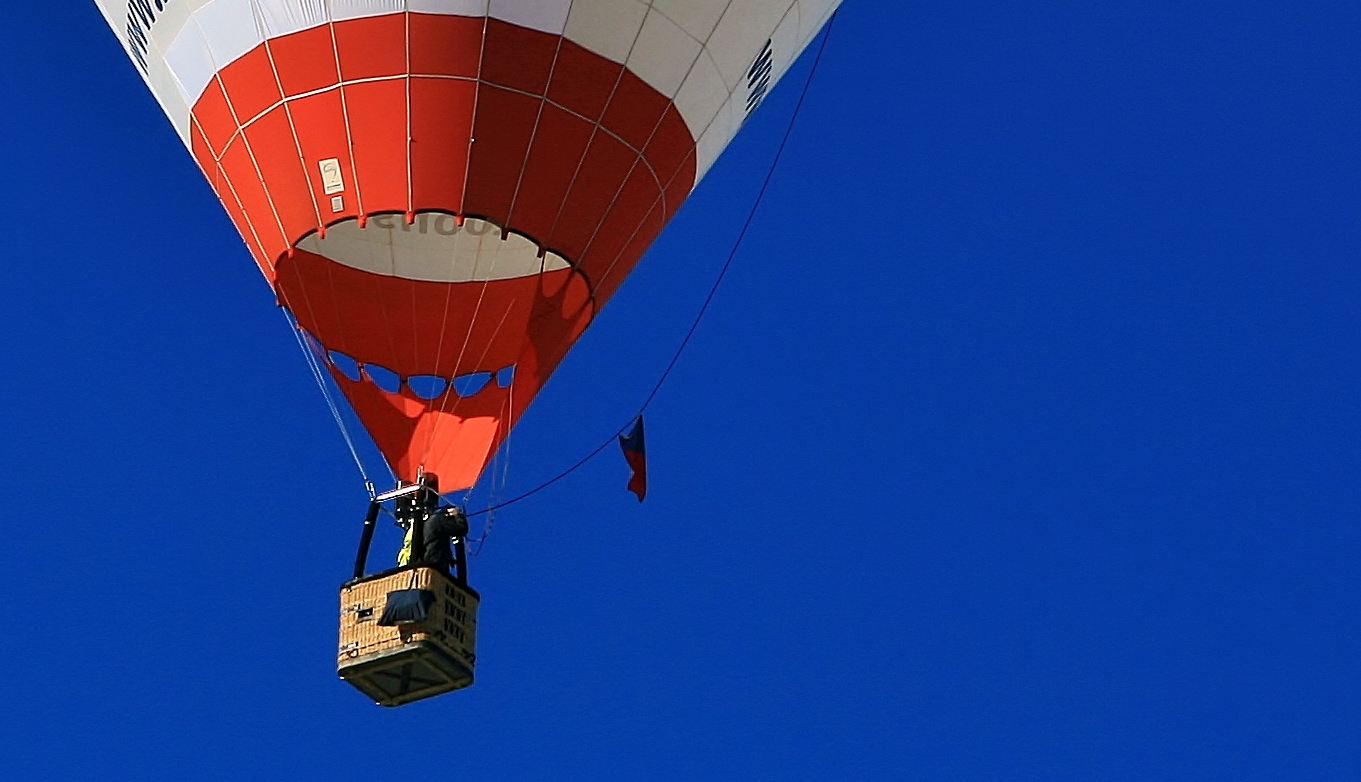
[339,639,473,707]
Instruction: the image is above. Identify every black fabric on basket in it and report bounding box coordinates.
[378,589,437,626]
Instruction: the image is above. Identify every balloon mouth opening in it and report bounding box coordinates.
[274,209,598,390]
[292,212,574,285]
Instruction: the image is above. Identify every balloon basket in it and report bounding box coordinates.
[337,565,479,707]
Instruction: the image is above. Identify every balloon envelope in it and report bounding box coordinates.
[96,0,841,490]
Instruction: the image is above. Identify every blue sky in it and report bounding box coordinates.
[3,1,1361,779]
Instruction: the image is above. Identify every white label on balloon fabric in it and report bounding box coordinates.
[320,159,345,195]
[331,196,345,213]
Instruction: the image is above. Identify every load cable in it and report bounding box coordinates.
[462,13,839,521]
[286,309,392,499]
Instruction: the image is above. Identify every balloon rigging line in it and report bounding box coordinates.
[466,365,514,554]
[439,5,684,508]
[445,14,654,491]
[286,310,384,498]
[470,381,514,555]
[461,13,840,520]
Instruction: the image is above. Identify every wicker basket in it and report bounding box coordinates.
[337,566,479,706]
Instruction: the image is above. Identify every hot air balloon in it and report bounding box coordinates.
[96,0,841,705]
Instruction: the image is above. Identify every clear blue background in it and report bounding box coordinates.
[2,1,1360,778]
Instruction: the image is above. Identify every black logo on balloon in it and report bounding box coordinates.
[746,39,775,115]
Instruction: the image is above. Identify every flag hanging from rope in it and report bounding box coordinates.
[618,417,647,502]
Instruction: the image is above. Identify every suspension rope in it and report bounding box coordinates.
[463,14,839,520]
[286,310,382,498]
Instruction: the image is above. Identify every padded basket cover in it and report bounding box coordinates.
[378,589,437,626]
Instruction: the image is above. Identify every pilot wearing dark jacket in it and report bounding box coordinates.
[397,507,469,571]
